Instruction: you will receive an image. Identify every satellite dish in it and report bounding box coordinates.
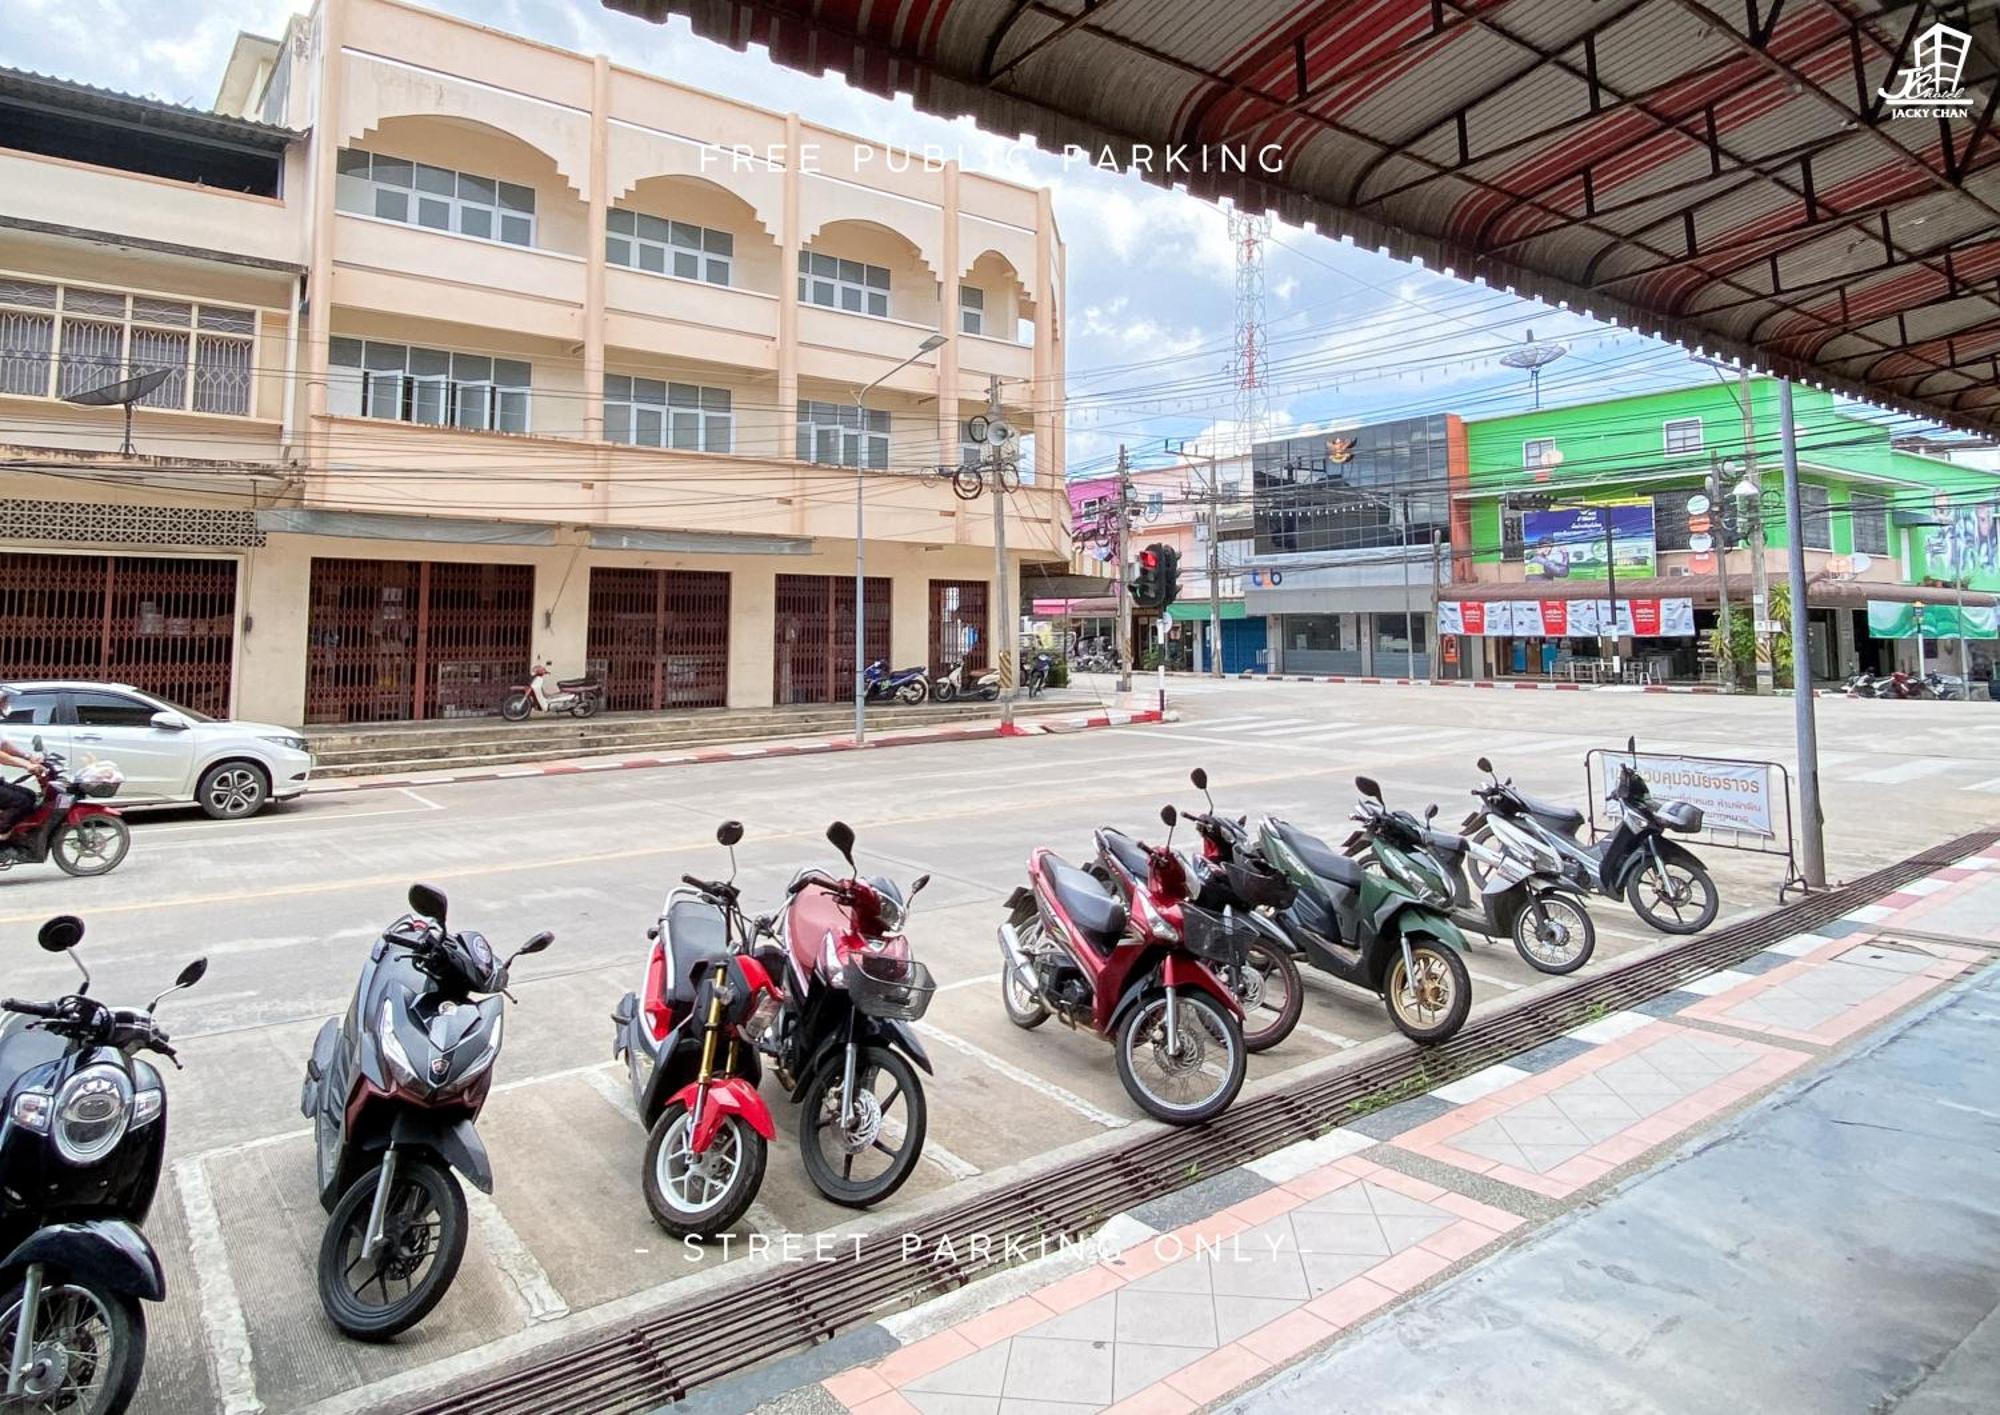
[63,366,175,455]
[1850,552,1873,574]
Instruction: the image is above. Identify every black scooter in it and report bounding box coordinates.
[1,916,205,1415]
[1470,741,1717,934]
[301,885,552,1340]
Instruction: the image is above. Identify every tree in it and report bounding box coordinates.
[1707,583,1792,684]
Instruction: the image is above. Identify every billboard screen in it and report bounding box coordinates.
[1523,500,1656,580]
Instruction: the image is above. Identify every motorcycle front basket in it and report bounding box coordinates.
[1179,903,1253,971]
[1653,799,1704,834]
[1223,857,1295,910]
[75,778,122,799]
[843,953,936,1021]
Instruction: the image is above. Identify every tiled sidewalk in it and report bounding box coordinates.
[1676,934,1977,1046]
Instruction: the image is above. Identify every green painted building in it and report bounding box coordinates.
[1449,379,2000,684]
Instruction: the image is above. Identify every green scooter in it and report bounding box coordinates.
[1254,783,1473,1044]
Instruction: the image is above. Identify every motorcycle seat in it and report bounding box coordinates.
[1044,855,1127,946]
[1097,828,1150,882]
[1272,821,1364,890]
[1517,793,1585,834]
[557,676,596,691]
[663,899,733,1006]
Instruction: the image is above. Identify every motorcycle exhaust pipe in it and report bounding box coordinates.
[997,920,1030,975]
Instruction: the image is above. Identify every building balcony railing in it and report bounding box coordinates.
[604,268,778,364]
[330,214,586,341]
[0,148,300,268]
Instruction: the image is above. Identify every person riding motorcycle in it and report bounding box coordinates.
[0,685,47,838]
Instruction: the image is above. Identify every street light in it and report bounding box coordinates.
[851,332,949,747]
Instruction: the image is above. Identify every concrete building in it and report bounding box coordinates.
[0,0,1066,726]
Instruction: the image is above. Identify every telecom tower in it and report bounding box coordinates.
[1229,207,1270,452]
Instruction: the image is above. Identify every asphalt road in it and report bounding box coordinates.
[5,678,1994,1415]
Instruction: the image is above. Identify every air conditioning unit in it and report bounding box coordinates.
[1667,566,1689,577]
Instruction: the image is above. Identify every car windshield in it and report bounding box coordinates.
[135,691,215,723]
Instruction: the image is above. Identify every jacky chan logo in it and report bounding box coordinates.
[1877,21,1976,117]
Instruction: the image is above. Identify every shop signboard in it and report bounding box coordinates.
[1596,752,1777,839]
[1523,500,1657,579]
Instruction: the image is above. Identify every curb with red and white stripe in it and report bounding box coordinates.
[1239,674,1822,697]
[306,708,1167,795]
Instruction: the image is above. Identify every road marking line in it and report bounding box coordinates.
[1464,966,1523,992]
[912,1023,1129,1129]
[399,787,445,810]
[581,1064,639,1123]
[463,1186,570,1322]
[171,1158,263,1415]
[1963,775,2000,793]
[1296,1021,1359,1049]
[937,971,1001,993]
[1846,756,1960,784]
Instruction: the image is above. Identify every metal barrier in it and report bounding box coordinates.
[1584,748,1808,902]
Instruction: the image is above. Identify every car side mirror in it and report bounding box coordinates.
[408,883,448,926]
[38,915,84,953]
[1355,775,1382,801]
[150,710,190,732]
[717,820,743,847]
[826,820,857,869]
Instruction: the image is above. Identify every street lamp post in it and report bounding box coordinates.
[1731,467,1775,696]
[851,333,949,747]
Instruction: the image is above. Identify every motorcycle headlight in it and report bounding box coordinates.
[131,1086,164,1129]
[1136,892,1176,942]
[740,991,782,1043]
[53,1064,132,1166]
[9,1088,52,1134]
[378,999,423,1090]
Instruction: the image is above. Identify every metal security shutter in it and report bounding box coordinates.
[0,552,236,715]
[587,567,731,712]
[772,574,889,705]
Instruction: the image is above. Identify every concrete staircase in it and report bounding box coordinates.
[305,694,1083,779]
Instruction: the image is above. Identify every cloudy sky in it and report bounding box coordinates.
[3,0,1728,477]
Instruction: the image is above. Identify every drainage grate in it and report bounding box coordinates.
[396,831,1997,1415]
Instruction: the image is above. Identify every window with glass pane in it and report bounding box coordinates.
[331,337,531,432]
[1801,483,1832,549]
[605,209,734,285]
[1651,490,1695,551]
[603,374,732,451]
[0,307,53,396]
[1664,418,1702,454]
[798,400,889,468]
[58,317,124,399]
[335,147,535,247]
[1523,437,1556,470]
[1850,489,1890,556]
[1501,495,1527,561]
[960,284,984,335]
[798,252,891,317]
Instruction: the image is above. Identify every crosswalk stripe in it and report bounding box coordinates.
[1238,718,1322,734]
[1845,756,1960,784]
[1964,776,2000,793]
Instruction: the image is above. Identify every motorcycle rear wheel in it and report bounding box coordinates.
[799,1046,926,1208]
[572,694,600,719]
[1511,892,1596,975]
[1230,940,1303,1052]
[643,1102,767,1239]
[895,680,928,705]
[1000,927,1049,1029]
[500,693,531,722]
[53,817,129,877]
[0,1277,145,1415]
[318,1157,468,1341]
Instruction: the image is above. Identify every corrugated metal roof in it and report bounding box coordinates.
[0,65,299,151]
[606,0,2000,436]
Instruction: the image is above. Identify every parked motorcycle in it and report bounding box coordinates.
[931,661,1000,703]
[1471,744,1717,934]
[1023,651,1055,698]
[862,660,930,706]
[500,661,603,721]
[1093,787,1303,1052]
[1254,792,1473,1044]
[611,822,786,1238]
[301,885,553,1340]
[1920,672,1965,701]
[999,807,1249,1124]
[1,915,205,1415]
[1343,780,1596,975]
[1843,671,1885,698]
[0,749,128,878]
[753,823,936,1207]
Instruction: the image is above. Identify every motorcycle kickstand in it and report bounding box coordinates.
[363,1147,400,1260]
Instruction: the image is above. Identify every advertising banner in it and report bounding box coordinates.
[1629,598,1662,636]
[1662,597,1697,635]
[1598,752,1778,839]
[1865,600,1999,639]
[1523,500,1657,579]
[1462,602,1488,635]
[1539,599,1569,636]
[1436,601,1463,635]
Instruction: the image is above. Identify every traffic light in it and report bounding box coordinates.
[1132,546,1161,608]
[1155,544,1182,610]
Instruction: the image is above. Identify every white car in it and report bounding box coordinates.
[2,681,313,819]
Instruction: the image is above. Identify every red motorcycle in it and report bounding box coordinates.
[612,822,788,1238]
[753,822,937,1207]
[500,661,603,721]
[999,806,1249,1125]
[0,750,129,877]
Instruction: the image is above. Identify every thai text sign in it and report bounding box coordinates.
[1598,752,1777,840]
[1523,500,1657,579]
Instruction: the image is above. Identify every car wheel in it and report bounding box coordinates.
[199,761,270,820]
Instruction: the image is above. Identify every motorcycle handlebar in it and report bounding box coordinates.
[2,997,60,1019]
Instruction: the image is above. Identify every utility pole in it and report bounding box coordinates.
[1738,367,1776,695]
[1205,452,1223,678]
[1603,513,1619,675]
[1780,380,1826,888]
[1708,456,1733,691]
[1400,493,1415,679]
[1115,445,1133,694]
[1430,534,1443,683]
[985,375,1018,731]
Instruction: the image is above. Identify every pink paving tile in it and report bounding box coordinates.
[1225,1184,1306,1227]
[1282,1166,1362,1202]
[1305,1275,1398,1327]
[1103,1384,1199,1415]
[848,1393,922,1415]
[822,1367,891,1408]
[1239,1308,1339,1365]
[1365,1168,1449,1203]
[955,1293,1056,1348]
[1418,1218,1504,1263]
[872,1329,976,1388]
[1035,1261,1125,1314]
[1331,1154,1384,1178]
[1433,1191,1528,1232]
[1367,1243,1454,1293]
[1544,1155,1617,1189]
[1103,1237,1177,1282]
[1161,1209,1250,1256]
[1164,1343,1274,1404]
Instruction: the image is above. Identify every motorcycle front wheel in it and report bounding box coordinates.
[1511,892,1596,975]
[643,1101,767,1239]
[53,817,129,877]
[798,1046,926,1208]
[1116,991,1245,1125]
[1626,859,1719,934]
[933,679,957,704]
[1383,937,1471,1044]
[500,693,531,722]
[1229,939,1303,1053]
[317,1156,468,1341]
[0,1277,145,1415]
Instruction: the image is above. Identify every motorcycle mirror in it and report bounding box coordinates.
[1160,803,1178,828]
[1190,767,1208,790]
[38,915,83,953]
[909,874,931,899]
[1355,775,1382,801]
[716,820,744,847]
[518,930,555,956]
[1476,756,1493,774]
[31,734,44,755]
[826,820,857,869]
[408,883,448,927]
[1627,734,1637,757]
[1425,804,1439,821]
[175,958,208,989]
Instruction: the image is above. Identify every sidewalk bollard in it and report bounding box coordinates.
[1158,663,1167,716]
